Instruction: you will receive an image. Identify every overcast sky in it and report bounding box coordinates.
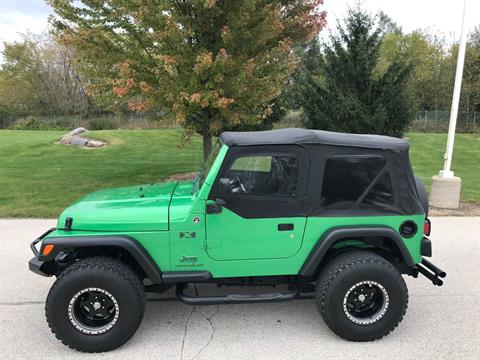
[1,0,478,54]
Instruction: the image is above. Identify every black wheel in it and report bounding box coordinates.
[315,250,408,341]
[45,256,146,352]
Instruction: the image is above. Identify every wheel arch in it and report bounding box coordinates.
[299,227,415,278]
[38,235,163,284]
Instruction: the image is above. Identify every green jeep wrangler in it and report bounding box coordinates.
[29,128,446,352]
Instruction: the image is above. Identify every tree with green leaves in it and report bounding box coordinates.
[0,34,92,118]
[48,0,326,159]
[300,8,413,136]
[279,39,323,111]
[379,30,452,112]
[463,27,480,114]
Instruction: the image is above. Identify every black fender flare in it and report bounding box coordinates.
[299,227,414,277]
[38,235,163,284]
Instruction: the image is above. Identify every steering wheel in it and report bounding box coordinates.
[231,174,248,193]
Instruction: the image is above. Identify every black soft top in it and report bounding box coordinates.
[220,128,409,151]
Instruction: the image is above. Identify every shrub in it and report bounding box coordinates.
[9,116,74,130]
[0,105,20,129]
[88,117,119,130]
[11,117,45,130]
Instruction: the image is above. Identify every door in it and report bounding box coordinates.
[206,145,309,261]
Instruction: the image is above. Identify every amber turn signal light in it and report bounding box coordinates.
[42,244,55,256]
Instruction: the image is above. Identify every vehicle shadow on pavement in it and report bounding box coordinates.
[134,286,332,360]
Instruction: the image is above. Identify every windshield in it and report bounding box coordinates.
[192,140,222,194]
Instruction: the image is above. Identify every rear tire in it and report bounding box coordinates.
[315,250,408,341]
[46,256,146,352]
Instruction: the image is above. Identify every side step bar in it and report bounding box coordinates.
[176,284,299,305]
[416,258,447,286]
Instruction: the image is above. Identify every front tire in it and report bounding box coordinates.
[46,256,146,352]
[315,250,408,341]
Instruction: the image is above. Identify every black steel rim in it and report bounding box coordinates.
[68,288,119,334]
[343,281,389,325]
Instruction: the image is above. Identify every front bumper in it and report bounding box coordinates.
[28,227,56,277]
[28,257,49,277]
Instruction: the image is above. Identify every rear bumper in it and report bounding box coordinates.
[421,236,432,257]
[415,257,447,286]
[416,236,445,286]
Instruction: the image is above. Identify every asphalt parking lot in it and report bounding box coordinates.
[0,217,479,359]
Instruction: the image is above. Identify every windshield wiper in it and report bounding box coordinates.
[191,170,203,194]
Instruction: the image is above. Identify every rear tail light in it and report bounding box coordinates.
[424,218,431,236]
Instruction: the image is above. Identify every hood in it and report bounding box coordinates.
[57,182,178,232]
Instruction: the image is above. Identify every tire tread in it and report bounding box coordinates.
[316,251,408,341]
[45,256,146,352]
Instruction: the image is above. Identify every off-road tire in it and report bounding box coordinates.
[315,250,408,341]
[45,256,146,352]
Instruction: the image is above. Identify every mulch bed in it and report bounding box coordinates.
[429,200,480,216]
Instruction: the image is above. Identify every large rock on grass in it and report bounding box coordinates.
[70,137,89,146]
[86,140,104,148]
[60,135,73,144]
[67,127,88,136]
[59,128,105,147]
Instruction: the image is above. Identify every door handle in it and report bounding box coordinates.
[278,223,294,231]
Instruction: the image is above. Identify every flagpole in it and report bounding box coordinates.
[441,0,468,178]
[430,0,468,209]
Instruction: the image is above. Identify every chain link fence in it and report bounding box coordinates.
[411,110,479,133]
[5,110,480,133]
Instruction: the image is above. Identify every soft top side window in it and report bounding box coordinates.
[225,154,299,197]
[321,155,394,209]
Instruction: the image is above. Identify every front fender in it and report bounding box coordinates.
[37,235,163,284]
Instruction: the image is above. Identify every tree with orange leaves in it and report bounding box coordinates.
[48,0,326,159]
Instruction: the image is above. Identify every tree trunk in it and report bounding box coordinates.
[202,116,212,162]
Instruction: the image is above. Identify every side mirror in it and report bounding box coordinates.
[219,177,232,195]
[215,198,227,206]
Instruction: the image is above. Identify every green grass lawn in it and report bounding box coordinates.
[0,130,478,217]
[408,133,480,203]
[0,130,203,217]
